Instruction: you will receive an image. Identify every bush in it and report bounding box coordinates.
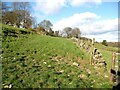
[102,40,108,46]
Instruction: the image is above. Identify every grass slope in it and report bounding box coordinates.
[2,25,114,88]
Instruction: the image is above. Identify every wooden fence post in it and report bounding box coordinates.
[116,53,120,85]
[110,52,116,84]
[90,38,95,65]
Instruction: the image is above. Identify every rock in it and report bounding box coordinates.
[73,62,79,66]
[4,84,12,88]
[59,70,64,73]
[9,84,12,88]
[104,74,108,78]
[91,80,96,83]
[94,55,99,58]
[55,70,64,74]
[78,74,87,79]
[86,69,91,74]
[98,63,105,66]
[43,62,47,64]
[71,37,78,42]
[69,82,72,84]
[4,85,9,88]
[67,74,70,77]
[47,65,51,68]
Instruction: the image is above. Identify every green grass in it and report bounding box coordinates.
[2,34,90,88]
[95,43,118,52]
[1,24,116,88]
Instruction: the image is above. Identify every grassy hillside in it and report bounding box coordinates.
[2,25,117,88]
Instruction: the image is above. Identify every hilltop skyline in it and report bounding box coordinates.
[2,0,119,42]
[32,0,118,42]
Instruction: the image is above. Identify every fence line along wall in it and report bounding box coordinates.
[71,37,120,86]
[110,52,120,85]
[71,37,107,69]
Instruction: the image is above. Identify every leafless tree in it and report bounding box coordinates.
[63,27,72,37]
[38,20,53,31]
[2,2,34,28]
[72,27,81,38]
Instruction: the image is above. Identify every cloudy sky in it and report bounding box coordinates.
[3,0,119,42]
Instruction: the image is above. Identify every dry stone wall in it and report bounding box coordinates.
[71,37,107,68]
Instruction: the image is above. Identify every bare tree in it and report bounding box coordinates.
[2,2,34,28]
[2,11,17,25]
[38,20,53,31]
[13,2,32,28]
[72,27,81,38]
[63,27,72,37]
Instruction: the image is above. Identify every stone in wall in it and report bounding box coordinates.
[92,48,107,68]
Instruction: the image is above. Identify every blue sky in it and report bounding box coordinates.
[2,0,119,42]
[32,2,118,24]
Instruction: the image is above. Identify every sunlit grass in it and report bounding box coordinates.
[1,25,115,88]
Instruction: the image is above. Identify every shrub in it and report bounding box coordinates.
[102,40,108,46]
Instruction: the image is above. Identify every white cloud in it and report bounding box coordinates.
[34,0,67,15]
[69,0,102,6]
[84,31,118,42]
[34,0,102,15]
[53,12,118,42]
[83,18,118,34]
[53,12,100,31]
